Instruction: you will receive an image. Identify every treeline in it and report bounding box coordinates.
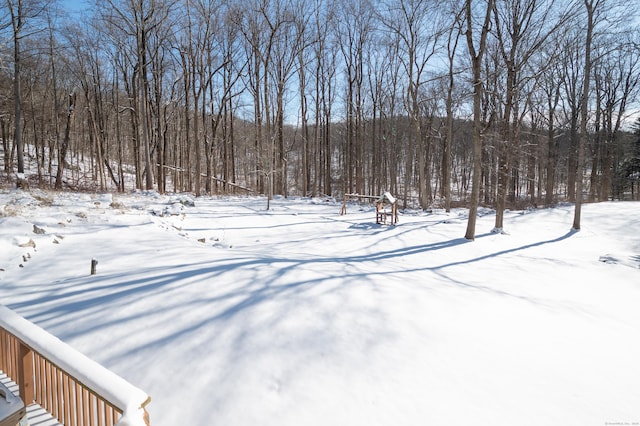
[1,0,640,212]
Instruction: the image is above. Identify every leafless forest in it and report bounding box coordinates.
[2,0,640,216]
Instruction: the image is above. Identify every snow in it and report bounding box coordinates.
[380,191,396,204]
[1,189,639,426]
[0,379,23,418]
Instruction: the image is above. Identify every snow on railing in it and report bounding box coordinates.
[0,305,150,426]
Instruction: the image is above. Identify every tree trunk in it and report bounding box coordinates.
[55,94,75,190]
[574,0,595,231]
[464,0,493,240]
[10,0,25,177]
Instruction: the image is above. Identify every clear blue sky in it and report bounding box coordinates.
[59,0,88,12]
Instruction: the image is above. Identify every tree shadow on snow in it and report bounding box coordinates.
[7,229,579,372]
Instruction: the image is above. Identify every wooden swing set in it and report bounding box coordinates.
[340,192,398,225]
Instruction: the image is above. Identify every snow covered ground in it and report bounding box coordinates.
[1,189,639,426]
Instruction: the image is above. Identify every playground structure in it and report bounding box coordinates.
[340,192,398,225]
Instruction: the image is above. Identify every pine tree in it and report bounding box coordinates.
[614,118,640,199]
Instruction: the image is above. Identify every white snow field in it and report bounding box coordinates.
[1,190,639,426]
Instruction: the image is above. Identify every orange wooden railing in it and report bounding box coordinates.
[0,325,149,426]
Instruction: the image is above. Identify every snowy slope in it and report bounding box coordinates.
[1,190,639,426]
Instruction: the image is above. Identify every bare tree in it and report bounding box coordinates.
[490,0,570,232]
[236,0,299,207]
[443,1,465,212]
[336,0,373,196]
[6,0,27,179]
[464,0,494,240]
[55,93,75,189]
[572,0,631,229]
[590,35,640,201]
[312,1,338,196]
[378,0,444,208]
[572,0,596,230]
[101,0,171,191]
[536,43,564,206]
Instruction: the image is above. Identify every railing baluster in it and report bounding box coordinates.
[53,362,58,418]
[106,404,114,426]
[10,334,18,379]
[57,369,65,423]
[0,330,6,370]
[1,324,147,426]
[40,356,47,412]
[76,381,83,426]
[46,359,54,415]
[63,373,71,425]
[34,354,41,404]
[18,343,35,405]
[98,398,105,426]
[83,387,90,425]
[90,391,96,425]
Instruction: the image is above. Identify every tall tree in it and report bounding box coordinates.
[464,0,494,240]
[336,0,372,195]
[272,0,307,196]
[491,0,568,232]
[379,0,444,208]
[592,35,640,201]
[6,0,26,178]
[572,0,596,230]
[537,44,563,206]
[311,1,338,196]
[570,0,634,228]
[443,2,464,212]
[102,0,171,191]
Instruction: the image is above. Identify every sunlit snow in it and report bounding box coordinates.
[1,190,639,426]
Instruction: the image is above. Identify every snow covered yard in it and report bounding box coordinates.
[1,190,639,426]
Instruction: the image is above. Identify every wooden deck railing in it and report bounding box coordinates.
[0,306,150,426]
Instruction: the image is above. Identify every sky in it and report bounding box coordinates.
[59,0,89,14]
[60,0,86,8]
